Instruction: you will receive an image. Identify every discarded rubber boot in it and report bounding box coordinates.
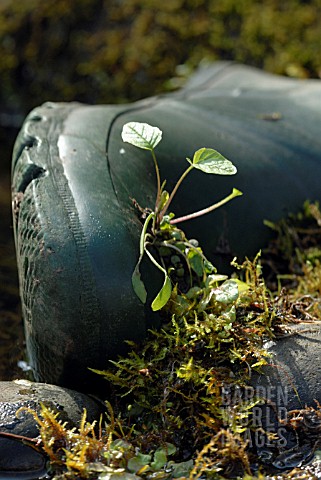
[12,62,321,390]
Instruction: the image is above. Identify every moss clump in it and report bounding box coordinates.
[34,255,287,478]
[96,255,273,450]
[1,0,321,114]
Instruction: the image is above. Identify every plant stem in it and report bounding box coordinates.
[159,164,194,221]
[0,431,38,444]
[145,248,167,275]
[151,149,161,210]
[140,212,154,255]
[170,188,243,225]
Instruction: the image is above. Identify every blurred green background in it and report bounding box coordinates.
[0,0,320,378]
[1,0,321,118]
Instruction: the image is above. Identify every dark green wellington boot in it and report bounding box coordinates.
[12,62,321,391]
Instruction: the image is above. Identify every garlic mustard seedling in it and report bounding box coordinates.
[121,121,242,310]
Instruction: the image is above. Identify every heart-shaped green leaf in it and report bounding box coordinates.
[213,279,239,304]
[169,459,193,478]
[151,274,172,311]
[151,449,167,470]
[191,148,237,175]
[128,452,152,473]
[122,122,162,151]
